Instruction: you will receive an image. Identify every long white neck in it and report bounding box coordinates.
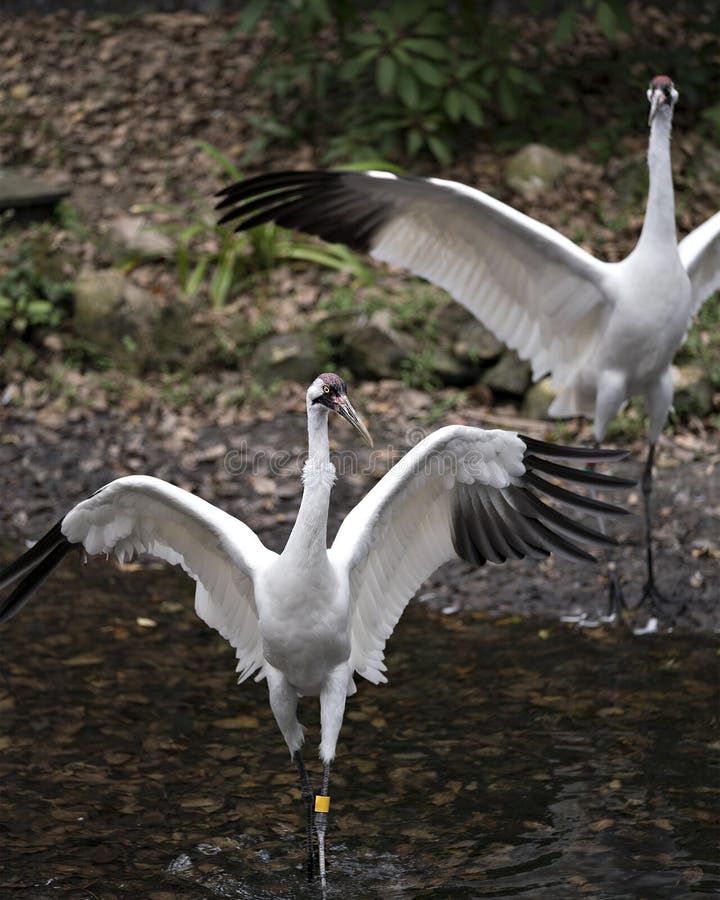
[637,110,677,250]
[282,401,336,564]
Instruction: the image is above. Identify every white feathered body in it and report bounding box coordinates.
[556,248,692,428]
[257,555,351,698]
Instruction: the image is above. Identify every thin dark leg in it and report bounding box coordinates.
[314,762,331,894]
[591,447,626,620]
[561,453,625,627]
[636,442,684,619]
[293,750,315,883]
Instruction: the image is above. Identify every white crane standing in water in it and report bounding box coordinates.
[216,76,720,618]
[0,374,633,890]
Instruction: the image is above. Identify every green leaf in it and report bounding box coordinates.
[184,258,210,297]
[464,81,491,101]
[391,45,412,67]
[336,158,405,174]
[196,140,243,181]
[411,57,446,88]
[552,4,577,44]
[406,128,424,157]
[427,134,453,166]
[506,65,526,86]
[307,0,332,24]
[376,54,398,95]
[177,222,206,244]
[339,48,377,80]
[498,78,518,119]
[460,93,484,126]
[210,260,235,309]
[596,1,618,39]
[389,0,428,28]
[416,12,447,36]
[234,0,269,36]
[482,63,498,85]
[444,88,463,123]
[349,31,382,48]
[278,241,370,282]
[455,59,483,80]
[607,0,633,32]
[401,37,449,60]
[371,9,395,36]
[397,69,421,109]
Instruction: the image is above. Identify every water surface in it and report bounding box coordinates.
[0,556,717,898]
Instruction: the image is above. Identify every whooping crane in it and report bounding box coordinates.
[216,76,720,618]
[0,373,633,888]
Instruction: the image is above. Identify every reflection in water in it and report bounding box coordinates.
[0,554,717,898]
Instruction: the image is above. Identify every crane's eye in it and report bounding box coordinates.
[323,384,330,393]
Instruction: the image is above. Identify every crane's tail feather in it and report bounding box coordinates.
[0,522,71,623]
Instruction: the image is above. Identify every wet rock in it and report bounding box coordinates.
[482,350,531,396]
[522,376,556,420]
[428,346,474,386]
[343,310,415,380]
[252,332,324,385]
[314,309,365,345]
[505,144,567,197]
[73,267,160,371]
[671,365,714,417]
[0,168,69,225]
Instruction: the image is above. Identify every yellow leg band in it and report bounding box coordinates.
[314,795,331,813]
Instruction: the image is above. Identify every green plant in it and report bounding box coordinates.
[136,141,371,309]
[229,1,633,165]
[548,0,632,43]
[0,226,74,338]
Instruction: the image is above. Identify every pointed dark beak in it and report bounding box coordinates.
[335,395,373,448]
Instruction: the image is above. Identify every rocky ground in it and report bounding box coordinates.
[0,8,718,632]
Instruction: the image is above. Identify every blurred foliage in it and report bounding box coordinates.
[136,141,370,308]
[230,0,635,165]
[228,1,720,165]
[0,218,73,338]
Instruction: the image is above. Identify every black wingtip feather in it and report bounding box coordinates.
[522,470,630,517]
[213,169,389,255]
[0,539,72,624]
[215,169,337,201]
[450,436,633,568]
[0,520,66,590]
[524,454,636,489]
[518,435,629,462]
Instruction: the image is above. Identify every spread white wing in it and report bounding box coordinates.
[217,170,614,390]
[0,475,278,682]
[328,427,630,685]
[678,210,720,315]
